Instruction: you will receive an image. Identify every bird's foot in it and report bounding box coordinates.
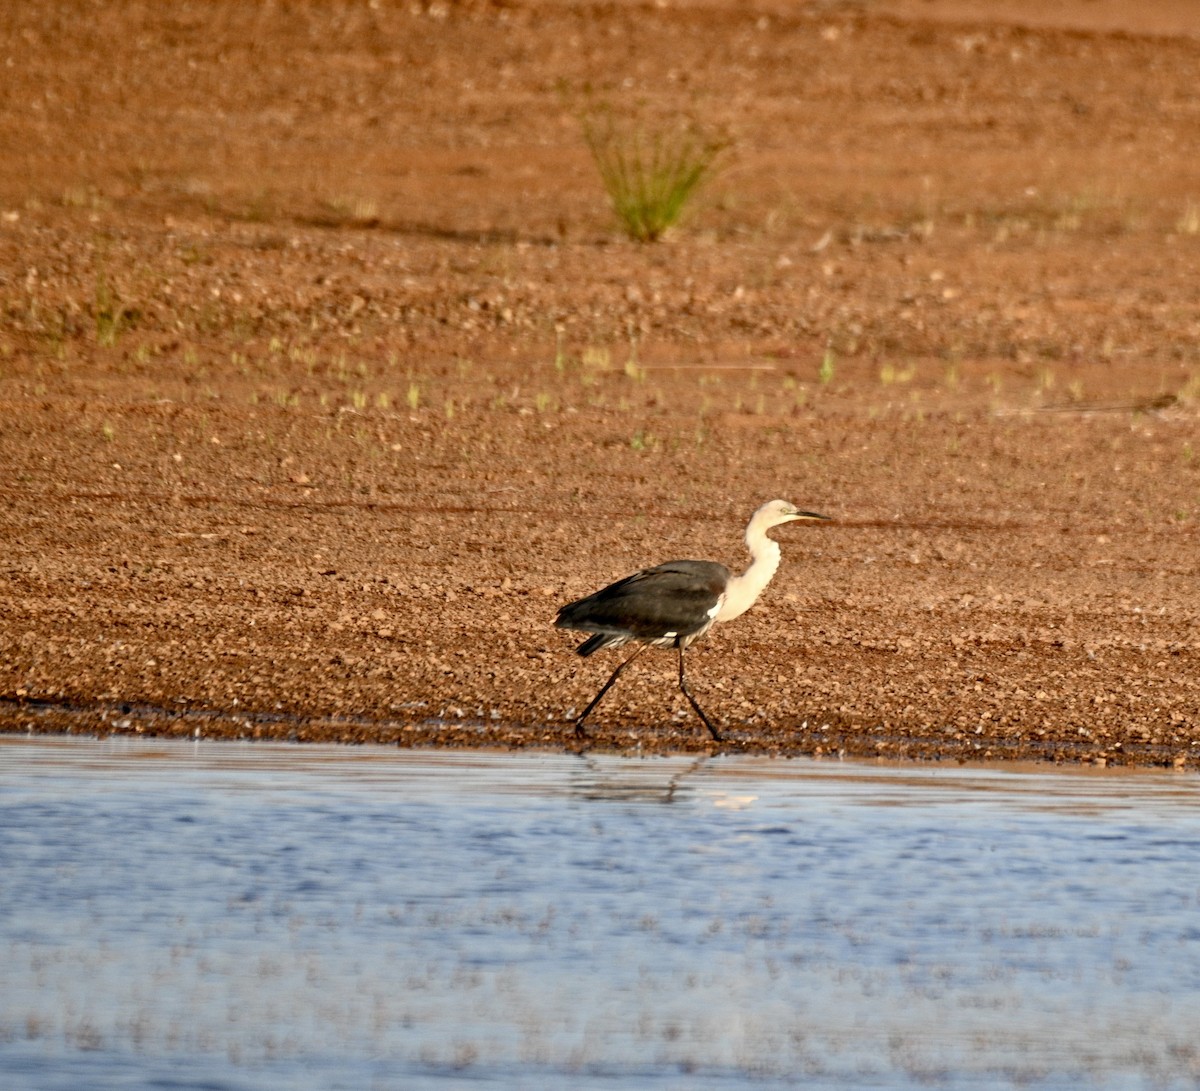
[568,720,594,755]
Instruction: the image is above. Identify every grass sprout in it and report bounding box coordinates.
[880,361,915,385]
[818,348,836,385]
[325,194,380,226]
[582,110,729,242]
[94,272,131,347]
[554,328,568,373]
[581,345,610,370]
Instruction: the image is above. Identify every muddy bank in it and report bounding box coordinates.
[2,1,1199,766]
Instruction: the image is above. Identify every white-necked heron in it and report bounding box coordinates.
[555,499,830,741]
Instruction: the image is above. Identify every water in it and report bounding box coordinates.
[2,737,1200,1090]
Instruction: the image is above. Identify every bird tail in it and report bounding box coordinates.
[556,599,629,657]
[575,632,614,657]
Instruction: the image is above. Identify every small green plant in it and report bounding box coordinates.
[326,194,380,225]
[291,345,318,374]
[880,361,915,385]
[582,109,728,242]
[818,348,836,385]
[1053,193,1091,233]
[1180,371,1200,404]
[878,362,892,385]
[94,273,130,347]
[406,383,420,411]
[553,328,568,373]
[62,184,100,210]
[916,176,937,239]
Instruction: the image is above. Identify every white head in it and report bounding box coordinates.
[750,498,831,532]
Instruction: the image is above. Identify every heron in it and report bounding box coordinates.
[555,499,830,742]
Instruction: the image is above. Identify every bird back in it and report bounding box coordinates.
[555,560,731,653]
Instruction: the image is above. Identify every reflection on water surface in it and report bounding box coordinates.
[2,736,1199,1090]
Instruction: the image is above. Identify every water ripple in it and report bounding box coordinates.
[2,737,1200,1089]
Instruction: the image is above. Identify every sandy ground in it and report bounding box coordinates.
[2,0,1200,765]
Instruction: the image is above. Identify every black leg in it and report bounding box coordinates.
[575,645,647,737]
[678,646,722,742]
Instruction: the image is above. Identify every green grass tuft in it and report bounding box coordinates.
[582,110,728,242]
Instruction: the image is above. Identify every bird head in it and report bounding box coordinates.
[755,499,831,528]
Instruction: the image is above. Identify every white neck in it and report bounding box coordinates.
[715,518,782,623]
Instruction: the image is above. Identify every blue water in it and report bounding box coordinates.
[2,737,1200,1089]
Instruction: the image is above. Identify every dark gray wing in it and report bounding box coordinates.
[555,560,730,641]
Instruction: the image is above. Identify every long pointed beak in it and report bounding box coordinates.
[791,510,831,521]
